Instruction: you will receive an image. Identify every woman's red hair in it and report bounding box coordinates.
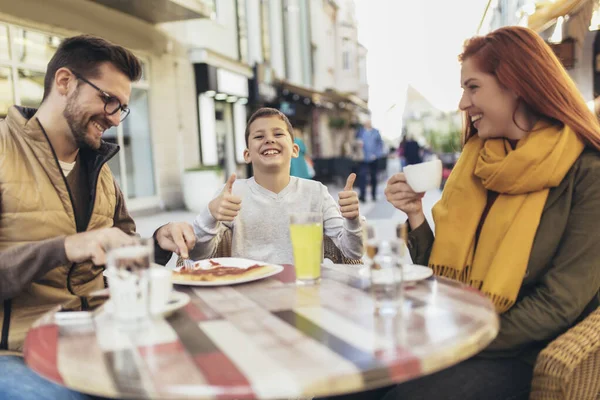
[459,26,600,149]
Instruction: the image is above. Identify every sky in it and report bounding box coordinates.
[354,0,490,139]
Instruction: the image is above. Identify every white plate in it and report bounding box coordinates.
[171,257,284,287]
[103,291,190,318]
[403,264,433,282]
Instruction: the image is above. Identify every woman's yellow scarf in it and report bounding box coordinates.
[429,124,584,313]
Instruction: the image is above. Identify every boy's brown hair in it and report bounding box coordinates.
[245,107,294,146]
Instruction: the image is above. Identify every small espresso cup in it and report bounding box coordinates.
[403,159,442,193]
[148,267,173,315]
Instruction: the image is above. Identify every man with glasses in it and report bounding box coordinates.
[0,35,195,399]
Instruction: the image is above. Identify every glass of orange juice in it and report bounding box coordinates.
[290,212,323,285]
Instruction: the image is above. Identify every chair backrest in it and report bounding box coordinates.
[324,235,363,265]
[177,228,363,266]
[530,306,600,399]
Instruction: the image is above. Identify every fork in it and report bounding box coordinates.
[181,257,195,270]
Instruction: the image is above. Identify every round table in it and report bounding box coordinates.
[24,264,499,399]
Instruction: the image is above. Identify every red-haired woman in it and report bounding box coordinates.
[379,25,600,399]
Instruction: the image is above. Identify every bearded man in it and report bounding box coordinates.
[0,35,195,399]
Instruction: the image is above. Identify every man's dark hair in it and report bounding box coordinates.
[42,35,142,101]
[245,107,294,146]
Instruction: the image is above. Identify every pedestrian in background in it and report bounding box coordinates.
[397,137,406,171]
[402,134,423,165]
[356,119,384,202]
[290,129,313,180]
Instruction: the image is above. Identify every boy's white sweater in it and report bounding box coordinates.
[191,177,363,264]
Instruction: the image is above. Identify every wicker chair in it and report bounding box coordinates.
[530,307,600,400]
[177,228,363,267]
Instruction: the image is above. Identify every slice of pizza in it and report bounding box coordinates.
[172,259,278,282]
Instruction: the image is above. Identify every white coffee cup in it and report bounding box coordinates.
[149,267,173,314]
[403,159,443,193]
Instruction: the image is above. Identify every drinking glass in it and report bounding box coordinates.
[290,212,323,285]
[369,240,403,315]
[106,237,154,327]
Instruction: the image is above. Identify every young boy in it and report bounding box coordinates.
[191,107,363,264]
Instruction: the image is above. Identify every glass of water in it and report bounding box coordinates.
[105,237,154,327]
[369,240,403,315]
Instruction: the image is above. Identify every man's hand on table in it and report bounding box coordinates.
[64,228,137,265]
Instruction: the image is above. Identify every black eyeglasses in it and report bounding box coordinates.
[72,72,130,122]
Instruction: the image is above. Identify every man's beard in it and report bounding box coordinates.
[63,88,101,150]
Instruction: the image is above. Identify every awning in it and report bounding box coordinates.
[0,0,174,54]
[528,0,593,32]
[279,82,369,113]
[280,81,327,104]
[322,89,369,112]
[88,0,213,24]
[345,93,369,112]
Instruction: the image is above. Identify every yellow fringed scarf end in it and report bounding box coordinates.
[429,263,514,313]
[430,263,472,284]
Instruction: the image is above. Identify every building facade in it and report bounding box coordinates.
[0,0,212,212]
[0,0,370,212]
[481,0,599,110]
[248,0,370,179]
[160,0,252,181]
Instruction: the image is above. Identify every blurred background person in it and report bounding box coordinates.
[356,119,384,202]
[290,129,313,180]
[398,136,407,171]
[403,134,423,165]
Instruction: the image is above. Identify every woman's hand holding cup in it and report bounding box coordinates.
[385,173,426,229]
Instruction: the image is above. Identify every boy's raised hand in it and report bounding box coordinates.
[338,173,359,220]
[208,174,242,222]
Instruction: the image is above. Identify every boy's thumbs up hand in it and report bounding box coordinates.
[338,173,359,220]
[224,173,236,194]
[344,173,356,191]
[208,174,242,222]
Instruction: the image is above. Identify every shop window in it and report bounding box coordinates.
[0,25,9,61]
[140,61,149,83]
[209,0,218,20]
[343,51,350,70]
[261,0,271,62]
[12,27,60,67]
[0,67,13,117]
[18,69,45,108]
[105,126,123,189]
[237,0,248,63]
[105,87,156,199]
[121,88,155,199]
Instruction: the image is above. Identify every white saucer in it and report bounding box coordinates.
[103,291,190,318]
[402,264,433,282]
[355,263,433,282]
